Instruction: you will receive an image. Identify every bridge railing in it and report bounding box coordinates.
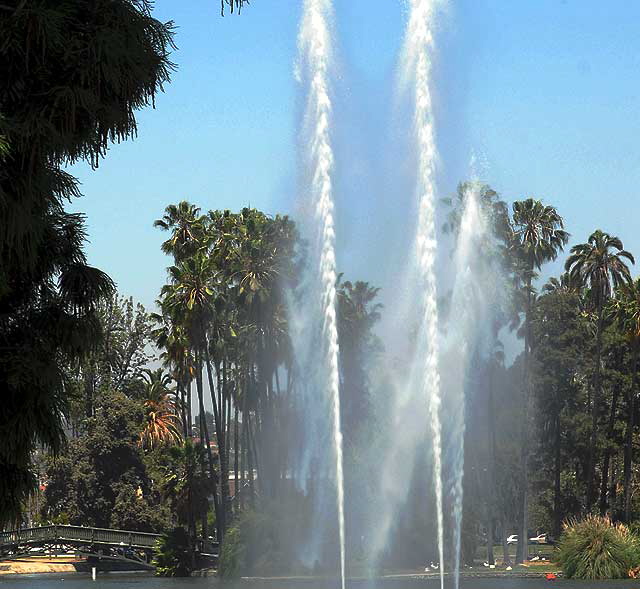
[0,525,160,549]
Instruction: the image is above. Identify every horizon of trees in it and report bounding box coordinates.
[26,185,640,576]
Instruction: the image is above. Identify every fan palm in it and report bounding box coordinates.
[154,202,205,262]
[511,198,568,562]
[565,230,634,511]
[161,441,210,544]
[159,253,223,540]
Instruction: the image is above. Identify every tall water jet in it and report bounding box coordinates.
[400,1,445,587]
[442,182,487,589]
[295,2,346,587]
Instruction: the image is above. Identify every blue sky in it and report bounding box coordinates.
[70,0,640,311]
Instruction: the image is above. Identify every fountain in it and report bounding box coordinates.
[291,5,490,589]
[400,1,446,587]
[293,1,346,588]
[441,180,488,589]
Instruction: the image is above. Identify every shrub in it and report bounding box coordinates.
[153,527,194,577]
[219,524,244,579]
[556,515,639,579]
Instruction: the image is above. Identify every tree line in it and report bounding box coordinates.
[448,184,640,567]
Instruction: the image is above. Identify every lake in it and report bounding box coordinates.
[1,576,640,589]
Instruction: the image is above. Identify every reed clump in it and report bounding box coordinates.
[557,515,639,579]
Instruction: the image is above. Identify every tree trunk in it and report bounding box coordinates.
[624,341,638,522]
[179,384,189,439]
[486,363,497,566]
[196,354,223,543]
[610,454,618,513]
[234,401,239,506]
[553,410,562,538]
[501,513,511,567]
[247,412,255,506]
[187,380,193,437]
[220,357,231,524]
[517,279,532,564]
[599,377,620,516]
[586,308,604,510]
[204,348,228,536]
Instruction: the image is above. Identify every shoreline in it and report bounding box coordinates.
[0,557,81,576]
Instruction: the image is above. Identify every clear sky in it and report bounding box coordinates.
[70,0,640,312]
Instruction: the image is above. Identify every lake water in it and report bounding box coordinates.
[1,576,640,589]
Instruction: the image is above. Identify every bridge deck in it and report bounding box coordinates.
[0,525,160,554]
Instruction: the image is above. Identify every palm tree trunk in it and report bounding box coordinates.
[196,353,223,542]
[234,400,239,509]
[247,412,255,506]
[204,349,230,534]
[517,280,532,564]
[221,358,232,524]
[187,380,193,437]
[553,410,562,537]
[600,377,620,516]
[624,340,638,522]
[587,308,604,510]
[486,363,497,566]
[179,384,189,439]
[501,513,511,567]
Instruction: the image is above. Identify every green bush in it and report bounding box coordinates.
[153,527,194,577]
[218,502,310,578]
[557,515,639,579]
[219,525,244,579]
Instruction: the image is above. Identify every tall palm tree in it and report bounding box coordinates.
[337,278,382,440]
[154,202,204,262]
[610,278,640,521]
[161,440,210,554]
[139,369,182,450]
[160,253,224,541]
[565,230,634,512]
[511,198,568,562]
[151,316,195,438]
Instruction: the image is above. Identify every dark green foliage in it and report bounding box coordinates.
[219,524,244,578]
[219,495,315,578]
[0,0,175,525]
[154,527,194,577]
[557,516,639,579]
[42,391,170,532]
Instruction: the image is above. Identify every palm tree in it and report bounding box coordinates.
[511,198,568,562]
[565,230,634,512]
[139,369,182,450]
[160,253,224,541]
[337,278,382,437]
[161,440,211,566]
[151,316,195,438]
[610,278,640,521]
[154,202,204,262]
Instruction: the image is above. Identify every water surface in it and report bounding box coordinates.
[1,576,639,589]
